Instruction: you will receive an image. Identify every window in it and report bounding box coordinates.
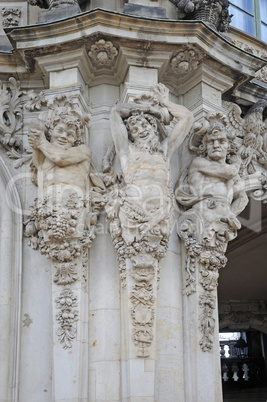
[229,0,267,41]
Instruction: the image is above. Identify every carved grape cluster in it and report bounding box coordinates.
[48,215,77,239]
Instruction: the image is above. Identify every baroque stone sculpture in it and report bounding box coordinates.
[176,113,248,351]
[27,0,84,9]
[25,96,105,348]
[106,83,193,356]
[223,100,267,203]
[176,0,232,32]
[1,7,21,27]
[0,77,23,150]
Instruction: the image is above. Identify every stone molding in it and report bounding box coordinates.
[4,9,265,84]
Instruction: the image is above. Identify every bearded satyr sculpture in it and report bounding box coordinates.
[107,83,193,356]
[176,114,248,351]
[25,97,104,348]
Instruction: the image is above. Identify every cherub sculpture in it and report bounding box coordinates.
[25,97,105,288]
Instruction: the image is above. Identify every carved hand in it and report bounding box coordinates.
[28,129,46,149]
[152,83,169,108]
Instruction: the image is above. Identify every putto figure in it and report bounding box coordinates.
[25,97,106,349]
[25,97,102,288]
[29,104,91,195]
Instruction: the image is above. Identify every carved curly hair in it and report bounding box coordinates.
[198,122,238,157]
[44,110,84,145]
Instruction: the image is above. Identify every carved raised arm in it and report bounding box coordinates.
[153,83,194,159]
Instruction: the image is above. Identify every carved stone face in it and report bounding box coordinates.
[50,122,77,149]
[128,116,156,144]
[206,130,229,161]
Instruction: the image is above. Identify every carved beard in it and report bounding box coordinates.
[133,135,164,156]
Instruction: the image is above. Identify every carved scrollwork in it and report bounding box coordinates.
[24,90,46,112]
[0,78,23,150]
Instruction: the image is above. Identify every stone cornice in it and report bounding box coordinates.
[4,8,266,79]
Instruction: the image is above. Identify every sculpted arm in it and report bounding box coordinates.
[110,105,130,162]
[29,129,91,166]
[192,157,240,180]
[153,84,194,158]
[231,180,248,216]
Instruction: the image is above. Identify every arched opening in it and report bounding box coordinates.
[218,199,267,401]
